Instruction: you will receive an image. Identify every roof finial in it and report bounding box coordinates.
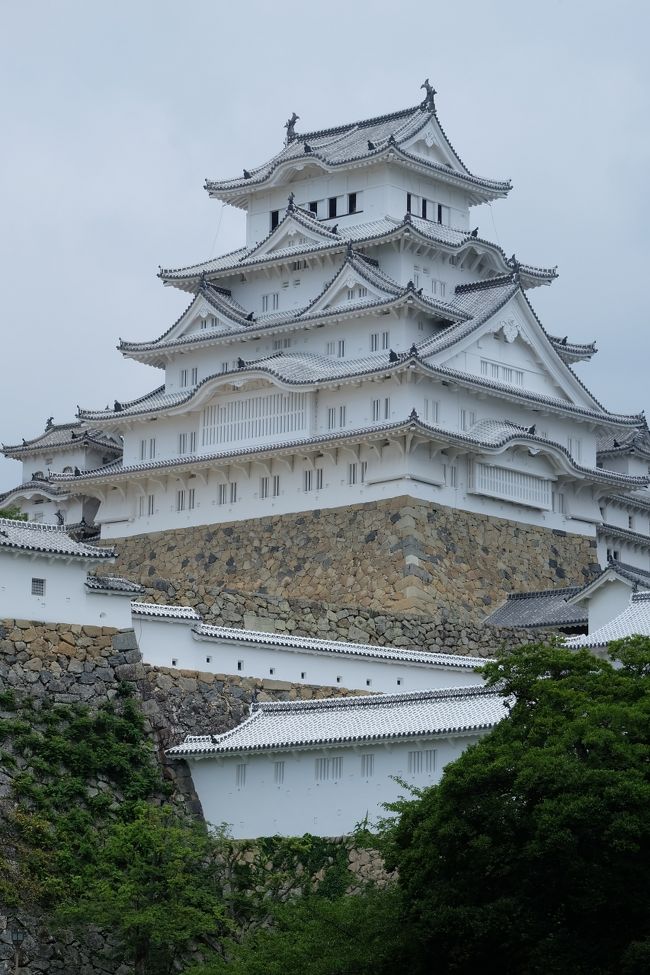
[45,416,54,429]
[284,112,299,144]
[420,78,437,111]
[287,191,295,211]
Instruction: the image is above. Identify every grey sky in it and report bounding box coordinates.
[1,0,649,490]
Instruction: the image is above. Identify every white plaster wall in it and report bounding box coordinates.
[587,580,634,632]
[133,616,484,692]
[0,552,132,627]
[188,732,484,838]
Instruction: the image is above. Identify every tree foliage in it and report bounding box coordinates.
[386,639,650,974]
[0,504,28,520]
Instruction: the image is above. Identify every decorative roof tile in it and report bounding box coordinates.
[192,623,485,669]
[0,518,115,559]
[565,591,650,649]
[166,684,507,757]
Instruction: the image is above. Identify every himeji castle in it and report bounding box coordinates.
[14,83,649,571]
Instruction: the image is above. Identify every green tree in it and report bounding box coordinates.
[386,638,650,975]
[0,504,27,520]
[57,803,230,974]
[187,883,403,975]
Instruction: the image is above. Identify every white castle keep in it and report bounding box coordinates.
[3,83,650,572]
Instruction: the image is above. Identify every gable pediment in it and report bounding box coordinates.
[435,293,603,410]
[248,213,337,261]
[401,120,463,171]
[307,265,394,316]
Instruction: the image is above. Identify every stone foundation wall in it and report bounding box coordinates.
[98,498,594,653]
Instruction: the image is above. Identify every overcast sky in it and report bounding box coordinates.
[1,0,649,490]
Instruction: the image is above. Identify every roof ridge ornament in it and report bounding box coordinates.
[420,78,437,112]
[287,191,295,212]
[409,407,419,421]
[284,112,299,145]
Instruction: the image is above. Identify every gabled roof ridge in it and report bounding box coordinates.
[504,586,582,601]
[455,273,516,294]
[252,681,500,714]
[158,244,248,280]
[296,104,422,142]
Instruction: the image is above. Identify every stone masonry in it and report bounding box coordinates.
[97,498,597,653]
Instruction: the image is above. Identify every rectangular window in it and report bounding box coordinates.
[372,398,381,421]
[443,464,457,488]
[147,494,155,516]
[361,460,368,482]
[408,749,436,775]
[304,469,313,492]
[327,407,336,430]
[348,192,357,213]
[460,409,476,431]
[337,339,345,358]
[191,367,198,385]
[31,578,46,596]
[361,754,374,778]
[272,474,280,497]
[370,332,379,352]
[567,437,582,462]
[348,463,358,485]
[138,496,145,517]
[218,483,228,505]
[480,360,489,376]
[189,431,196,453]
[339,405,346,427]
[315,467,323,490]
[372,397,390,422]
[381,330,390,349]
[629,514,635,530]
[273,337,292,351]
[260,476,269,500]
[235,764,247,788]
[139,439,147,461]
[315,756,342,782]
[188,488,195,510]
[423,399,439,423]
[514,370,524,386]
[180,368,188,387]
[274,761,285,785]
[406,192,412,213]
[413,265,421,288]
[176,489,186,512]
[230,481,238,504]
[270,210,280,231]
[326,341,336,356]
[491,363,499,379]
[552,490,565,514]
[237,660,244,671]
[262,293,279,312]
[328,197,337,219]
[421,198,427,219]
[178,433,187,455]
[148,438,156,459]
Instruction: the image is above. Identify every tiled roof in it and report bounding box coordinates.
[85,574,145,594]
[158,213,555,289]
[2,422,121,458]
[605,491,650,512]
[52,412,648,491]
[131,601,202,621]
[567,560,650,605]
[0,479,69,503]
[548,334,597,363]
[565,591,650,649]
[597,422,650,460]
[192,622,485,669]
[166,684,508,757]
[484,587,587,629]
[0,518,116,559]
[204,104,511,205]
[597,523,650,550]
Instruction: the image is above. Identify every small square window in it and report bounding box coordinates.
[171,658,178,667]
[336,676,342,684]
[300,671,306,680]
[269,667,275,675]
[366,678,372,687]
[31,578,46,596]
[206,656,212,664]
[237,660,244,671]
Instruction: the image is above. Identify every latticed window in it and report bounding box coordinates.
[201,392,307,446]
[408,749,436,775]
[315,757,342,782]
[471,462,552,509]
